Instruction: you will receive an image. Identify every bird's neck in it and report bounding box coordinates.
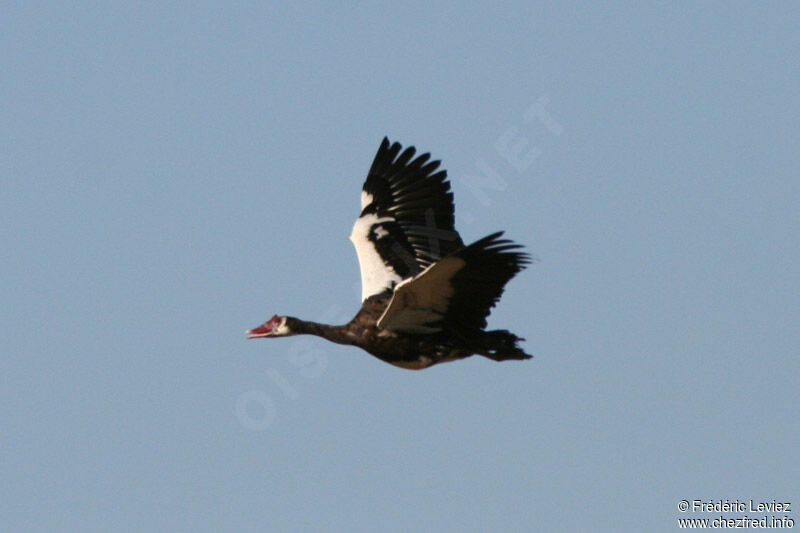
[285,317,355,346]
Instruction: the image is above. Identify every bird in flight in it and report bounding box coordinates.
[247,138,532,369]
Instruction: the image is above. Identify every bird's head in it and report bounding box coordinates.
[246,315,294,339]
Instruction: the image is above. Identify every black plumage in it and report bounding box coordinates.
[440,231,531,337]
[362,138,464,271]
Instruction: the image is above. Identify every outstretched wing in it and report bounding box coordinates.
[377,232,530,334]
[350,138,464,301]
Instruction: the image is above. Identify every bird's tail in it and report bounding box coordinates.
[475,330,532,362]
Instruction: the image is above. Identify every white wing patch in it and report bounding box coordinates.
[360,191,374,210]
[350,213,403,301]
[377,256,467,333]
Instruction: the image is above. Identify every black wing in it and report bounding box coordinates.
[350,138,464,300]
[377,232,530,335]
[440,232,530,336]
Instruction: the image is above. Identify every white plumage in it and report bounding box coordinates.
[349,213,402,301]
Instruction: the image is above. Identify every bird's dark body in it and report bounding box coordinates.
[286,291,529,370]
[343,293,463,369]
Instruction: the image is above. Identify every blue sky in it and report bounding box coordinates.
[2,2,798,531]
